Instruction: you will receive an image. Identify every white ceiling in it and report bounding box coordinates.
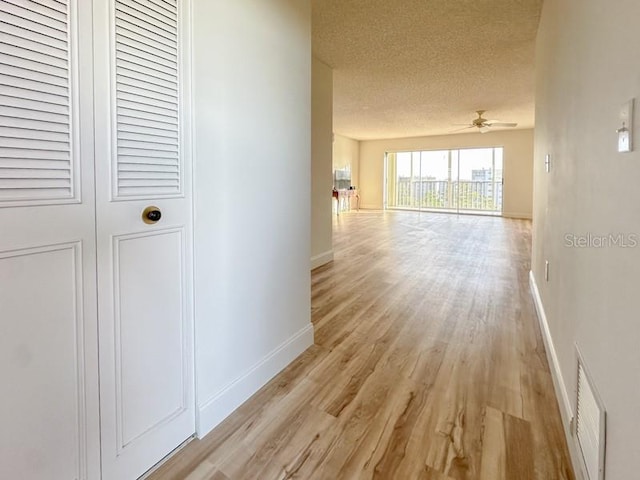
[312,0,543,140]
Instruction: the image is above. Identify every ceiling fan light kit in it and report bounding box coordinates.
[453,110,518,133]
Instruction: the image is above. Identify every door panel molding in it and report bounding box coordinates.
[112,227,189,452]
[0,242,88,480]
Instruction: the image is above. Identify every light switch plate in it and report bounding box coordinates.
[618,98,634,153]
[545,260,550,281]
[545,154,551,173]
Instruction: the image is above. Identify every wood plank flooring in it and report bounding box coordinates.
[148,211,575,480]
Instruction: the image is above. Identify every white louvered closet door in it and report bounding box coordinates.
[0,1,101,479]
[92,0,195,479]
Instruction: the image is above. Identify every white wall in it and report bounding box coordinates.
[192,0,313,435]
[333,134,360,189]
[359,129,534,218]
[533,1,640,479]
[311,58,333,269]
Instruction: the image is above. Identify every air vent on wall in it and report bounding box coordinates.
[575,348,606,480]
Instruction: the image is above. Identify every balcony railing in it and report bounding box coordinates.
[392,179,502,212]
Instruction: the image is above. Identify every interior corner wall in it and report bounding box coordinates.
[311,58,333,269]
[333,134,361,189]
[358,129,534,217]
[191,0,313,437]
[533,1,640,479]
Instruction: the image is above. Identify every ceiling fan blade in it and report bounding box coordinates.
[450,126,475,132]
[486,122,518,127]
[479,126,491,133]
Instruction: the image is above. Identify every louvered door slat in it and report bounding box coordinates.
[0,126,69,142]
[0,1,75,205]
[119,180,178,188]
[0,115,70,133]
[0,75,67,99]
[116,2,176,33]
[1,105,68,124]
[0,41,68,68]
[121,0,176,26]
[114,0,181,201]
[0,52,68,79]
[118,156,179,166]
[119,163,178,173]
[117,115,177,132]
[118,87,176,107]
[115,11,176,45]
[0,84,69,106]
[117,66,175,89]
[1,3,67,33]
[119,160,178,168]
[0,75,68,96]
[0,177,70,188]
[0,31,67,58]
[3,10,68,42]
[135,0,177,21]
[119,108,176,126]
[0,158,71,169]
[0,95,68,115]
[3,0,67,23]
[118,98,176,117]
[117,52,176,77]
[117,60,176,85]
[0,188,67,201]
[116,29,176,60]
[117,77,176,99]
[118,131,177,146]
[147,0,176,12]
[0,148,69,161]
[1,64,69,88]
[118,171,177,180]
[118,138,176,151]
[118,149,175,160]
[0,137,69,152]
[0,168,70,179]
[119,124,176,139]
[30,0,68,15]
[117,42,177,71]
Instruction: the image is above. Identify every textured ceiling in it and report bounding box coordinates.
[312,0,543,140]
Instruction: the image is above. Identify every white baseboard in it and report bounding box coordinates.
[503,212,533,219]
[310,250,334,270]
[196,323,314,437]
[529,271,573,420]
[529,271,584,479]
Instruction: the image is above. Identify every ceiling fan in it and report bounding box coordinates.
[453,110,518,133]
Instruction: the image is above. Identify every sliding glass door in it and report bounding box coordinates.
[385,147,503,215]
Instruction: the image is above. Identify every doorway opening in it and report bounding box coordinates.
[384,147,504,215]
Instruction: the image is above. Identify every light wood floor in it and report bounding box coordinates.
[148,211,575,480]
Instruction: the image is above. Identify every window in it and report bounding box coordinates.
[333,166,351,190]
[385,147,503,214]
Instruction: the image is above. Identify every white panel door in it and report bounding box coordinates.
[92,0,195,478]
[0,1,100,479]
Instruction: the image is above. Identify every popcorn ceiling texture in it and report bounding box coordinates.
[312,0,543,140]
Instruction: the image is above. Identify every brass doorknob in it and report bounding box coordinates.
[142,206,162,224]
